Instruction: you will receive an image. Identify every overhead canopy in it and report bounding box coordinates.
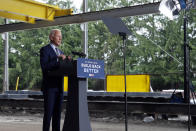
[0,2,160,33]
[0,0,73,24]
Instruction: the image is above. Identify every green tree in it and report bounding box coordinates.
[1,0,196,91]
[87,0,196,90]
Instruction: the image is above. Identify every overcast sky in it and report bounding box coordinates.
[35,0,83,9]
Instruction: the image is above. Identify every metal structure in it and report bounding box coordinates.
[2,19,9,93]
[0,1,194,118]
[0,2,160,33]
[0,0,73,24]
[82,0,89,89]
[0,1,192,102]
[0,92,196,115]
[82,0,88,58]
[0,0,73,92]
[183,9,191,131]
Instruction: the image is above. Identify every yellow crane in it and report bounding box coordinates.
[0,0,73,24]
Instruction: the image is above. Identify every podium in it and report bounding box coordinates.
[63,77,91,131]
[51,58,104,131]
[52,59,91,131]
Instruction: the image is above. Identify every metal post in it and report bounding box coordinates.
[183,11,191,131]
[184,12,190,104]
[123,36,128,131]
[83,0,88,58]
[82,0,88,90]
[3,19,9,93]
[119,32,128,131]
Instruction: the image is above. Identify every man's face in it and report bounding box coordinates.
[50,31,62,46]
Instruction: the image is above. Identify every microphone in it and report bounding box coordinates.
[72,51,86,58]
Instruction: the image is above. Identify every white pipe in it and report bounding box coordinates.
[3,19,9,92]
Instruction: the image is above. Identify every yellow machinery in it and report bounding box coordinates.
[0,0,73,24]
[107,75,150,92]
[64,75,150,92]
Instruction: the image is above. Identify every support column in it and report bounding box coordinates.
[82,0,88,56]
[3,19,9,93]
[82,0,88,90]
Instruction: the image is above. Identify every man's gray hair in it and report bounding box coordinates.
[49,29,61,38]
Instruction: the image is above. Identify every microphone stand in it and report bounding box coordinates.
[119,32,128,131]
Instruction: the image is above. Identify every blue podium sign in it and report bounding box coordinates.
[77,58,105,79]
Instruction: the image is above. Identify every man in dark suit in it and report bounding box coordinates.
[40,29,66,131]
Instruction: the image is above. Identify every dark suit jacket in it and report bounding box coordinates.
[40,44,64,92]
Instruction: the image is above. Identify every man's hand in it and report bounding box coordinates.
[58,55,72,61]
[67,55,72,60]
[58,54,66,60]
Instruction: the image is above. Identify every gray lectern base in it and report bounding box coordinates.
[63,77,92,131]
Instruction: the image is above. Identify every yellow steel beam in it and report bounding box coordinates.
[0,11,35,24]
[0,0,73,23]
[55,9,73,17]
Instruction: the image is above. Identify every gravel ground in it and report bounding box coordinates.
[0,115,194,131]
[0,108,195,131]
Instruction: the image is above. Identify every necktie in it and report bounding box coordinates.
[55,48,60,56]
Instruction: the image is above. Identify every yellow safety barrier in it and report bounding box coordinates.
[64,76,68,92]
[15,76,20,91]
[106,75,150,92]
